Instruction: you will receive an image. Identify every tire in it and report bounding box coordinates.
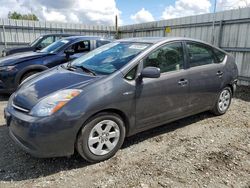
[76,112,126,163]
[211,87,232,115]
[20,71,39,84]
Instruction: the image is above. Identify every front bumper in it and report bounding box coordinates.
[4,105,81,158]
[0,70,18,93]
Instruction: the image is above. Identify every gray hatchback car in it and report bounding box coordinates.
[5,37,238,163]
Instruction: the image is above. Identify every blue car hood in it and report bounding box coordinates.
[13,66,100,110]
[0,51,49,66]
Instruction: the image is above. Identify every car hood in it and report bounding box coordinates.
[13,66,101,110]
[4,46,31,52]
[0,52,50,66]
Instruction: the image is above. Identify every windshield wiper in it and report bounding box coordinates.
[65,63,96,76]
[77,66,96,76]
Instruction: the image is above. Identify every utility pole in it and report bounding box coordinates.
[212,0,217,45]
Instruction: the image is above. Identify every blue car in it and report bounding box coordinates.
[0,36,110,93]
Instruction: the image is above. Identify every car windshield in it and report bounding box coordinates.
[40,39,70,54]
[29,36,43,47]
[72,42,151,75]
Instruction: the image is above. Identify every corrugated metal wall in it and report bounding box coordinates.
[0,8,249,85]
[0,19,116,52]
[119,7,250,85]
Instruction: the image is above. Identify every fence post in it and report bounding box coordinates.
[217,20,223,47]
[162,27,166,37]
[3,25,7,48]
[133,29,136,37]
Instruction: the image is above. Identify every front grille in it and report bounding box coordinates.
[12,102,30,113]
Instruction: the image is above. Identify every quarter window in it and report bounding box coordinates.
[187,42,216,67]
[144,42,184,73]
[125,66,138,80]
[213,48,226,63]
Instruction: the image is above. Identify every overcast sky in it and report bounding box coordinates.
[0,0,249,25]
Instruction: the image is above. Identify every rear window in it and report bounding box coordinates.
[213,48,226,63]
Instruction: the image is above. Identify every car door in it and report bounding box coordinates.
[135,42,189,129]
[185,41,225,113]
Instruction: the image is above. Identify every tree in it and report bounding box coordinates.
[8,11,39,21]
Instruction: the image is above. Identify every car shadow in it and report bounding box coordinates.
[234,86,250,102]
[0,111,214,182]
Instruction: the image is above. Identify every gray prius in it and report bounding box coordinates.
[5,37,238,163]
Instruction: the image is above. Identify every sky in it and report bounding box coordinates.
[0,0,249,26]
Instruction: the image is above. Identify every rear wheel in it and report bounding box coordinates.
[76,113,126,163]
[211,87,232,115]
[20,71,39,84]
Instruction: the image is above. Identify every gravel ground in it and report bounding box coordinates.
[0,86,249,188]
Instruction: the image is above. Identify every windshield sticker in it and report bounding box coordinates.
[129,44,148,50]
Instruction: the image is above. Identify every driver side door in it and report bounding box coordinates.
[135,42,189,130]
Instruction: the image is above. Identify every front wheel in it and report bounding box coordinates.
[20,71,39,84]
[76,113,126,163]
[211,87,232,115]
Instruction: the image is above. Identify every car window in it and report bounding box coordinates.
[55,35,70,41]
[55,36,63,41]
[213,48,226,63]
[39,36,54,49]
[187,42,216,67]
[40,39,70,54]
[144,42,184,73]
[97,40,110,48]
[69,41,90,53]
[30,36,43,47]
[125,66,138,81]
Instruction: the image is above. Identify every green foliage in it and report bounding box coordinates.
[8,11,39,21]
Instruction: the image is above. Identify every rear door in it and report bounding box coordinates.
[185,41,225,112]
[135,42,189,129]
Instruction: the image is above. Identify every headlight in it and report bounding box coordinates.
[30,89,82,117]
[0,66,16,71]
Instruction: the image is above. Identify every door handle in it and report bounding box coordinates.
[216,71,224,77]
[178,79,188,86]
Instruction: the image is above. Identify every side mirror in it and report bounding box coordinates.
[64,49,75,57]
[141,67,161,79]
[35,45,42,51]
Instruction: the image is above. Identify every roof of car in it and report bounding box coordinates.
[117,37,210,45]
[40,33,75,37]
[62,36,110,41]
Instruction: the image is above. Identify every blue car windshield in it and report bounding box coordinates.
[72,42,151,75]
[40,39,70,54]
[30,36,43,47]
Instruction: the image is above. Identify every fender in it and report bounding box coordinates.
[15,65,48,86]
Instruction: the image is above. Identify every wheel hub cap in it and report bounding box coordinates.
[218,89,231,112]
[88,120,120,156]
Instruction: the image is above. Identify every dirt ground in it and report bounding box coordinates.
[0,86,249,188]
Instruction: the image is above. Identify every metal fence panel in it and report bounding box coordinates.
[119,7,250,85]
[0,19,116,52]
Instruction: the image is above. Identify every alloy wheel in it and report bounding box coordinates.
[88,120,120,156]
[218,89,231,113]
